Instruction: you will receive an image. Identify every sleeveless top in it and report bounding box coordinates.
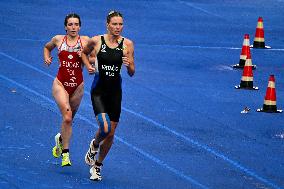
[57,35,83,95]
[91,35,124,91]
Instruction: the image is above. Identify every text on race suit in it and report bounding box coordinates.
[101,64,119,77]
[61,61,81,68]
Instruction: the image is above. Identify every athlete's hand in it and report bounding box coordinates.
[77,50,82,57]
[44,56,53,66]
[87,64,96,75]
[122,56,130,67]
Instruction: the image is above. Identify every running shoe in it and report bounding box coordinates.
[61,152,71,167]
[90,163,102,181]
[52,133,63,158]
[85,139,99,166]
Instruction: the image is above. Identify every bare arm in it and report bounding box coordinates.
[122,39,135,77]
[43,36,58,66]
[82,37,97,74]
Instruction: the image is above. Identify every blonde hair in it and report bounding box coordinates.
[107,10,123,23]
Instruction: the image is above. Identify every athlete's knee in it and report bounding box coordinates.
[63,109,73,124]
[63,117,72,125]
[105,128,114,139]
[97,113,111,137]
[104,123,118,143]
[103,134,114,146]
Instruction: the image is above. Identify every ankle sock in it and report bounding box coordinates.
[92,140,99,148]
[62,149,69,154]
[95,161,103,166]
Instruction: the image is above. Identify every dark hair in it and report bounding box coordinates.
[107,10,123,23]
[64,13,81,26]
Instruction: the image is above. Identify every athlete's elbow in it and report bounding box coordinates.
[128,70,135,77]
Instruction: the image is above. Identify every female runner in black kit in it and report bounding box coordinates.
[81,11,135,181]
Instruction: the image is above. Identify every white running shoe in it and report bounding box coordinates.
[90,164,102,181]
[85,139,99,166]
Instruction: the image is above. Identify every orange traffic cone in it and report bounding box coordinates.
[235,53,258,90]
[257,75,282,113]
[232,34,256,69]
[251,17,271,49]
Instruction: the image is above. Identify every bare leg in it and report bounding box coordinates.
[92,113,111,146]
[69,82,84,118]
[96,121,118,163]
[52,79,83,150]
[66,82,84,149]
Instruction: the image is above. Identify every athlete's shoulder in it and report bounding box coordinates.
[123,37,134,46]
[122,37,134,49]
[80,35,90,41]
[49,35,64,46]
[53,35,65,41]
[80,35,90,45]
[87,35,102,46]
[91,35,102,42]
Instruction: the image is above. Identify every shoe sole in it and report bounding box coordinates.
[52,146,61,158]
[85,151,96,166]
[85,143,98,166]
[62,163,71,167]
[90,177,102,181]
[85,139,99,165]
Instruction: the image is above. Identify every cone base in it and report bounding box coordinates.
[250,44,271,49]
[235,85,259,90]
[232,64,256,70]
[256,108,283,113]
[253,41,265,48]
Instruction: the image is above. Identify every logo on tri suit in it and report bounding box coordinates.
[64,76,77,87]
[68,54,73,59]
